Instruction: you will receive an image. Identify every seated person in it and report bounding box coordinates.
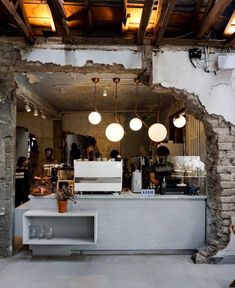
[149,145,174,193]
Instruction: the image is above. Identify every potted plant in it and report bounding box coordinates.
[56,183,76,213]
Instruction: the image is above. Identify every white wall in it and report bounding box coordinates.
[152,47,235,124]
[20,45,142,69]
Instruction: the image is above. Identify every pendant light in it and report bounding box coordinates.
[173,102,186,128]
[88,77,102,125]
[173,114,186,128]
[129,77,143,131]
[105,78,124,142]
[148,94,167,142]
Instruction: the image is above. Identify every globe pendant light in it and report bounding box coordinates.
[105,78,124,142]
[148,94,167,142]
[88,77,102,125]
[173,114,186,128]
[129,78,143,131]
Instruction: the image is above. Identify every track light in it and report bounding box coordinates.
[25,102,31,112]
[41,111,46,119]
[103,88,108,97]
[33,107,38,117]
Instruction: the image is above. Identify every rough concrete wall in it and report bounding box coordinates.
[170,89,235,263]
[0,72,16,256]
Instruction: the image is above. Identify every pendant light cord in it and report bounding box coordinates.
[113,77,120,123]
[94,82,97,110]
[133,77,149,128]
[92,77,99,111]
[157,94,160,123]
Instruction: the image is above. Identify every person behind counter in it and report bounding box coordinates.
[15,156,33,207]
[149,145,174,192]
[109,149,120,160]
[40,147,57,178]
[70,143,81,166]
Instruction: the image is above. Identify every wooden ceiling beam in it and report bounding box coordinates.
[191,0,203,30]
[83,0,93,33]
[137,0,155,45]
[223,32,235,48]
[0,0,34,43]
[197,0,232,38]
[18,0,33,37]
[160,37,226,48]
[47,0,72,43]
[152,0,177,46]
[202,0,215,20]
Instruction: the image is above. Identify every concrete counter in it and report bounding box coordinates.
[27,192,207,256]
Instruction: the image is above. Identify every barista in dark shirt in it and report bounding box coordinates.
[150,146,174,192]
[15,156,33,207]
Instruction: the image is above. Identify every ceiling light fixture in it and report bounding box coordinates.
[105,78,124,142]
[173,102,186,128]
[33,107,38,117]
[129,77,143,131]
[103,88,108,97]
[173,114,186,128]
[41,111,46,119]
[25,102,31,112]
[148,94,167,142]
[88,78,102,125]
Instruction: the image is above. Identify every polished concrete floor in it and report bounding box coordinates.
[0,250,234,288]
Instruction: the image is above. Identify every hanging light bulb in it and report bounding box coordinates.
[88,111,101,125]
[105,78,125,142]
[148,94,167,142]
[25,102,31,112]
[148,123,167,142]
[173,114,186,128]
[88,78,102,125]
[129,77,143,131]
[129,118,142,131]
[105,123,124,142]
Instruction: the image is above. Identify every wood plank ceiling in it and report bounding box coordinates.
[0,0,235,48]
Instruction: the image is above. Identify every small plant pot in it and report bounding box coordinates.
[57,200,68,213]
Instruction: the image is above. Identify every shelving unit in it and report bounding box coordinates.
[23,210,97,245]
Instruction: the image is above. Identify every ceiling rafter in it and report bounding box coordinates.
[18,0,33,37]
[83,0,93,33]
[197,0,232,38]
[191,0,203,30]
[122,0,129,34]
[152,0,177,46]
[202,0,215,20]
[0,0,34,43]
[223,32,235,48]
[47,0,72,43]
[136,0,155,45]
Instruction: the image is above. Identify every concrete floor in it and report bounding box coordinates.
[0,250,234,288]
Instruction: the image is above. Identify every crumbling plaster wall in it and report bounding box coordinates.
[152,46,235,263]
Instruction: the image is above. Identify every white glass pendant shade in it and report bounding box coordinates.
[105,123,124,142]
[148,123,167,142]
[88,111,102,125]
[129,117,142,131]
[173,115,186,128]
